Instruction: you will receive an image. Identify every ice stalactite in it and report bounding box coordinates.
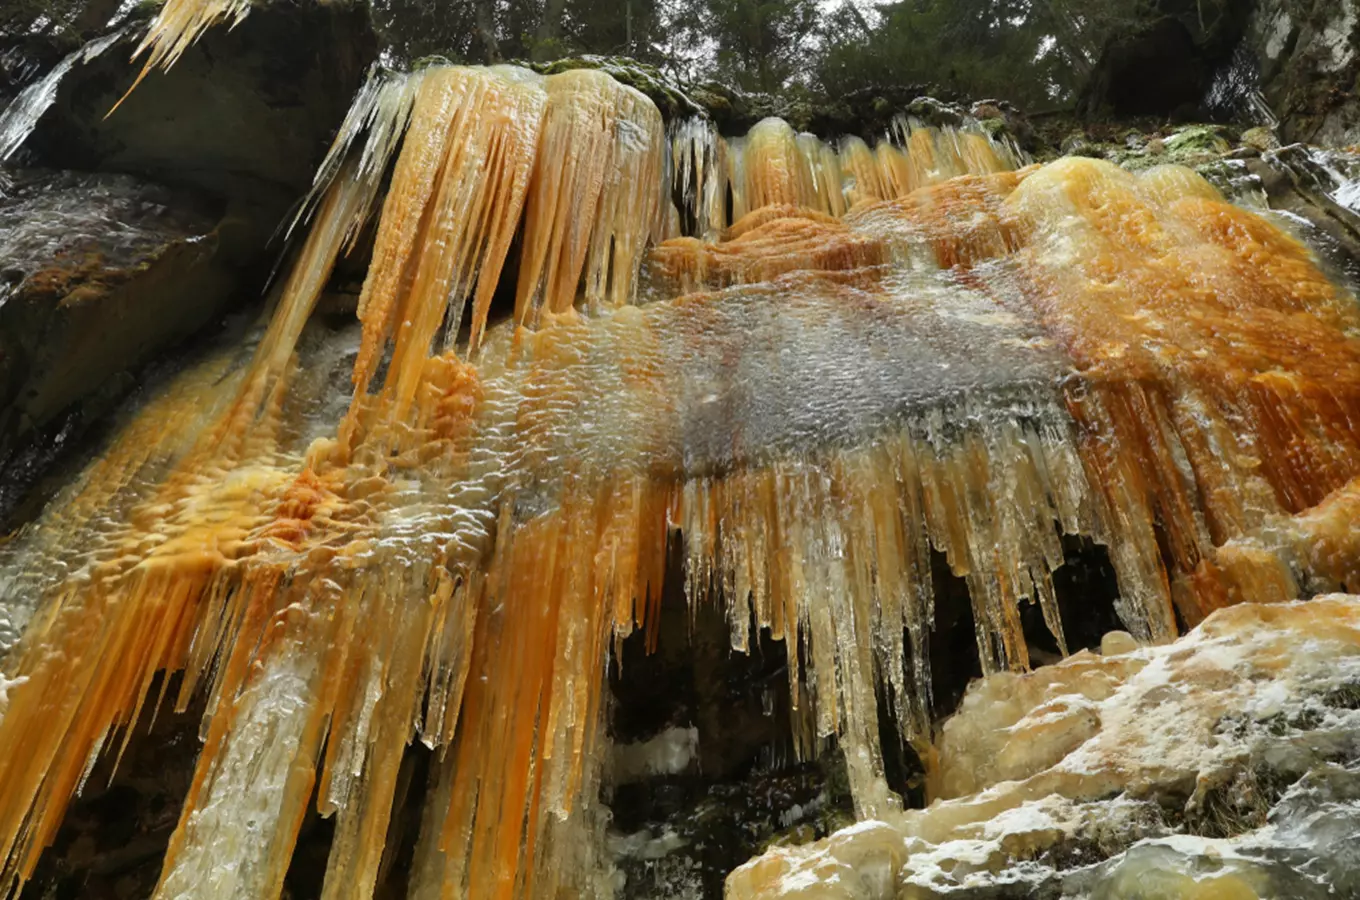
[1010,159,1360,624]
[1,57,1359,900]
[344,64,548,423]
[668,116,727,238]
[112,0,252,110]
[663,113,1023,244]
[513,70,665,329]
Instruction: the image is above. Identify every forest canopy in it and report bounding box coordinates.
[365,0,1243,108]
[1,0,1246,110]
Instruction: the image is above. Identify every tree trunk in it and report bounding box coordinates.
[474,0,501,63]
[532,0,569,62]
[1036,0,1096,78]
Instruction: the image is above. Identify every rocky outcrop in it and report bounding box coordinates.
[1077,0,1253,119]
[729,597,1360,899]
[23,2,376,244]
[0,1,378,526]
[1242,145,1360,280]
[0,167,232,523]
[1240,0,1360,146]
[1076,0,1360,144]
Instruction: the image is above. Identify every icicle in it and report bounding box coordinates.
[1007,157,1360,624]
[514,69,664,328]
[797,131,847,217]
[668,116,727,236]
[347,64,547,426]
[2,67,1359,900]
[286,66,426,247]
[0,29,125,160]
[741,118,821,213]
[839,135,891,207]
[113,0,251,112]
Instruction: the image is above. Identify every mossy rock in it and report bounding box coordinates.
[533,55,704,120]
[1164,124,1233,156]
[906,96,967,129]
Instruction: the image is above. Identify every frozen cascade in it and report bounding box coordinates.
[0,29,125,161]
[0,48,1358,900]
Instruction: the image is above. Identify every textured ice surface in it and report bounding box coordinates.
[1,58,1358,900]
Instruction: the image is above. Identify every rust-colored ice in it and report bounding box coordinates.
[1,60,1358,900]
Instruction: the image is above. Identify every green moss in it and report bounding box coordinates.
[410,54,454,71]
[980,117,1007,140]
[1240,126,1281,152]
[905,96,966,128]
[1163,125,1231,157]
[1193,158,1255,195]
[1323,680,1360,710]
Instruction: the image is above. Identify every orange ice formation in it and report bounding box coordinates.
[0,61,1357,900]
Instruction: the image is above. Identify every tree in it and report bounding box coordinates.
[815,0,1175,109]
[365,0,1191,110]
[703,0,821,93]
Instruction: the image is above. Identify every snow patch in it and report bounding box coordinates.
[612,725,699,784]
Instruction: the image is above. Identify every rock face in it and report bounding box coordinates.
[1241,146,1360,285]
[0,167,232,521]
[0,1,378,525]
[22,3,376,208]
[1079,0,1360,146]
[1242,0,1360,146]
[729,597,1360,899]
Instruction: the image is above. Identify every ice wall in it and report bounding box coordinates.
[0,58,1356,900]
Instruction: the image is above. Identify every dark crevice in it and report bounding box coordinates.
[20,673,203,900]
[927,547,982,722]
[282,792,335,900]
[1053,534,1125,653]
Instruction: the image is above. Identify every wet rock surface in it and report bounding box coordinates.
[1241,0,1360,146]
[0,0,379,526]
[1242,145,1360,284]
[0,166,232,522]
[21,2,377,207]
[1,34,71,110]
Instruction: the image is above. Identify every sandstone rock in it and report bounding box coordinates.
[1100,631,1138,656]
